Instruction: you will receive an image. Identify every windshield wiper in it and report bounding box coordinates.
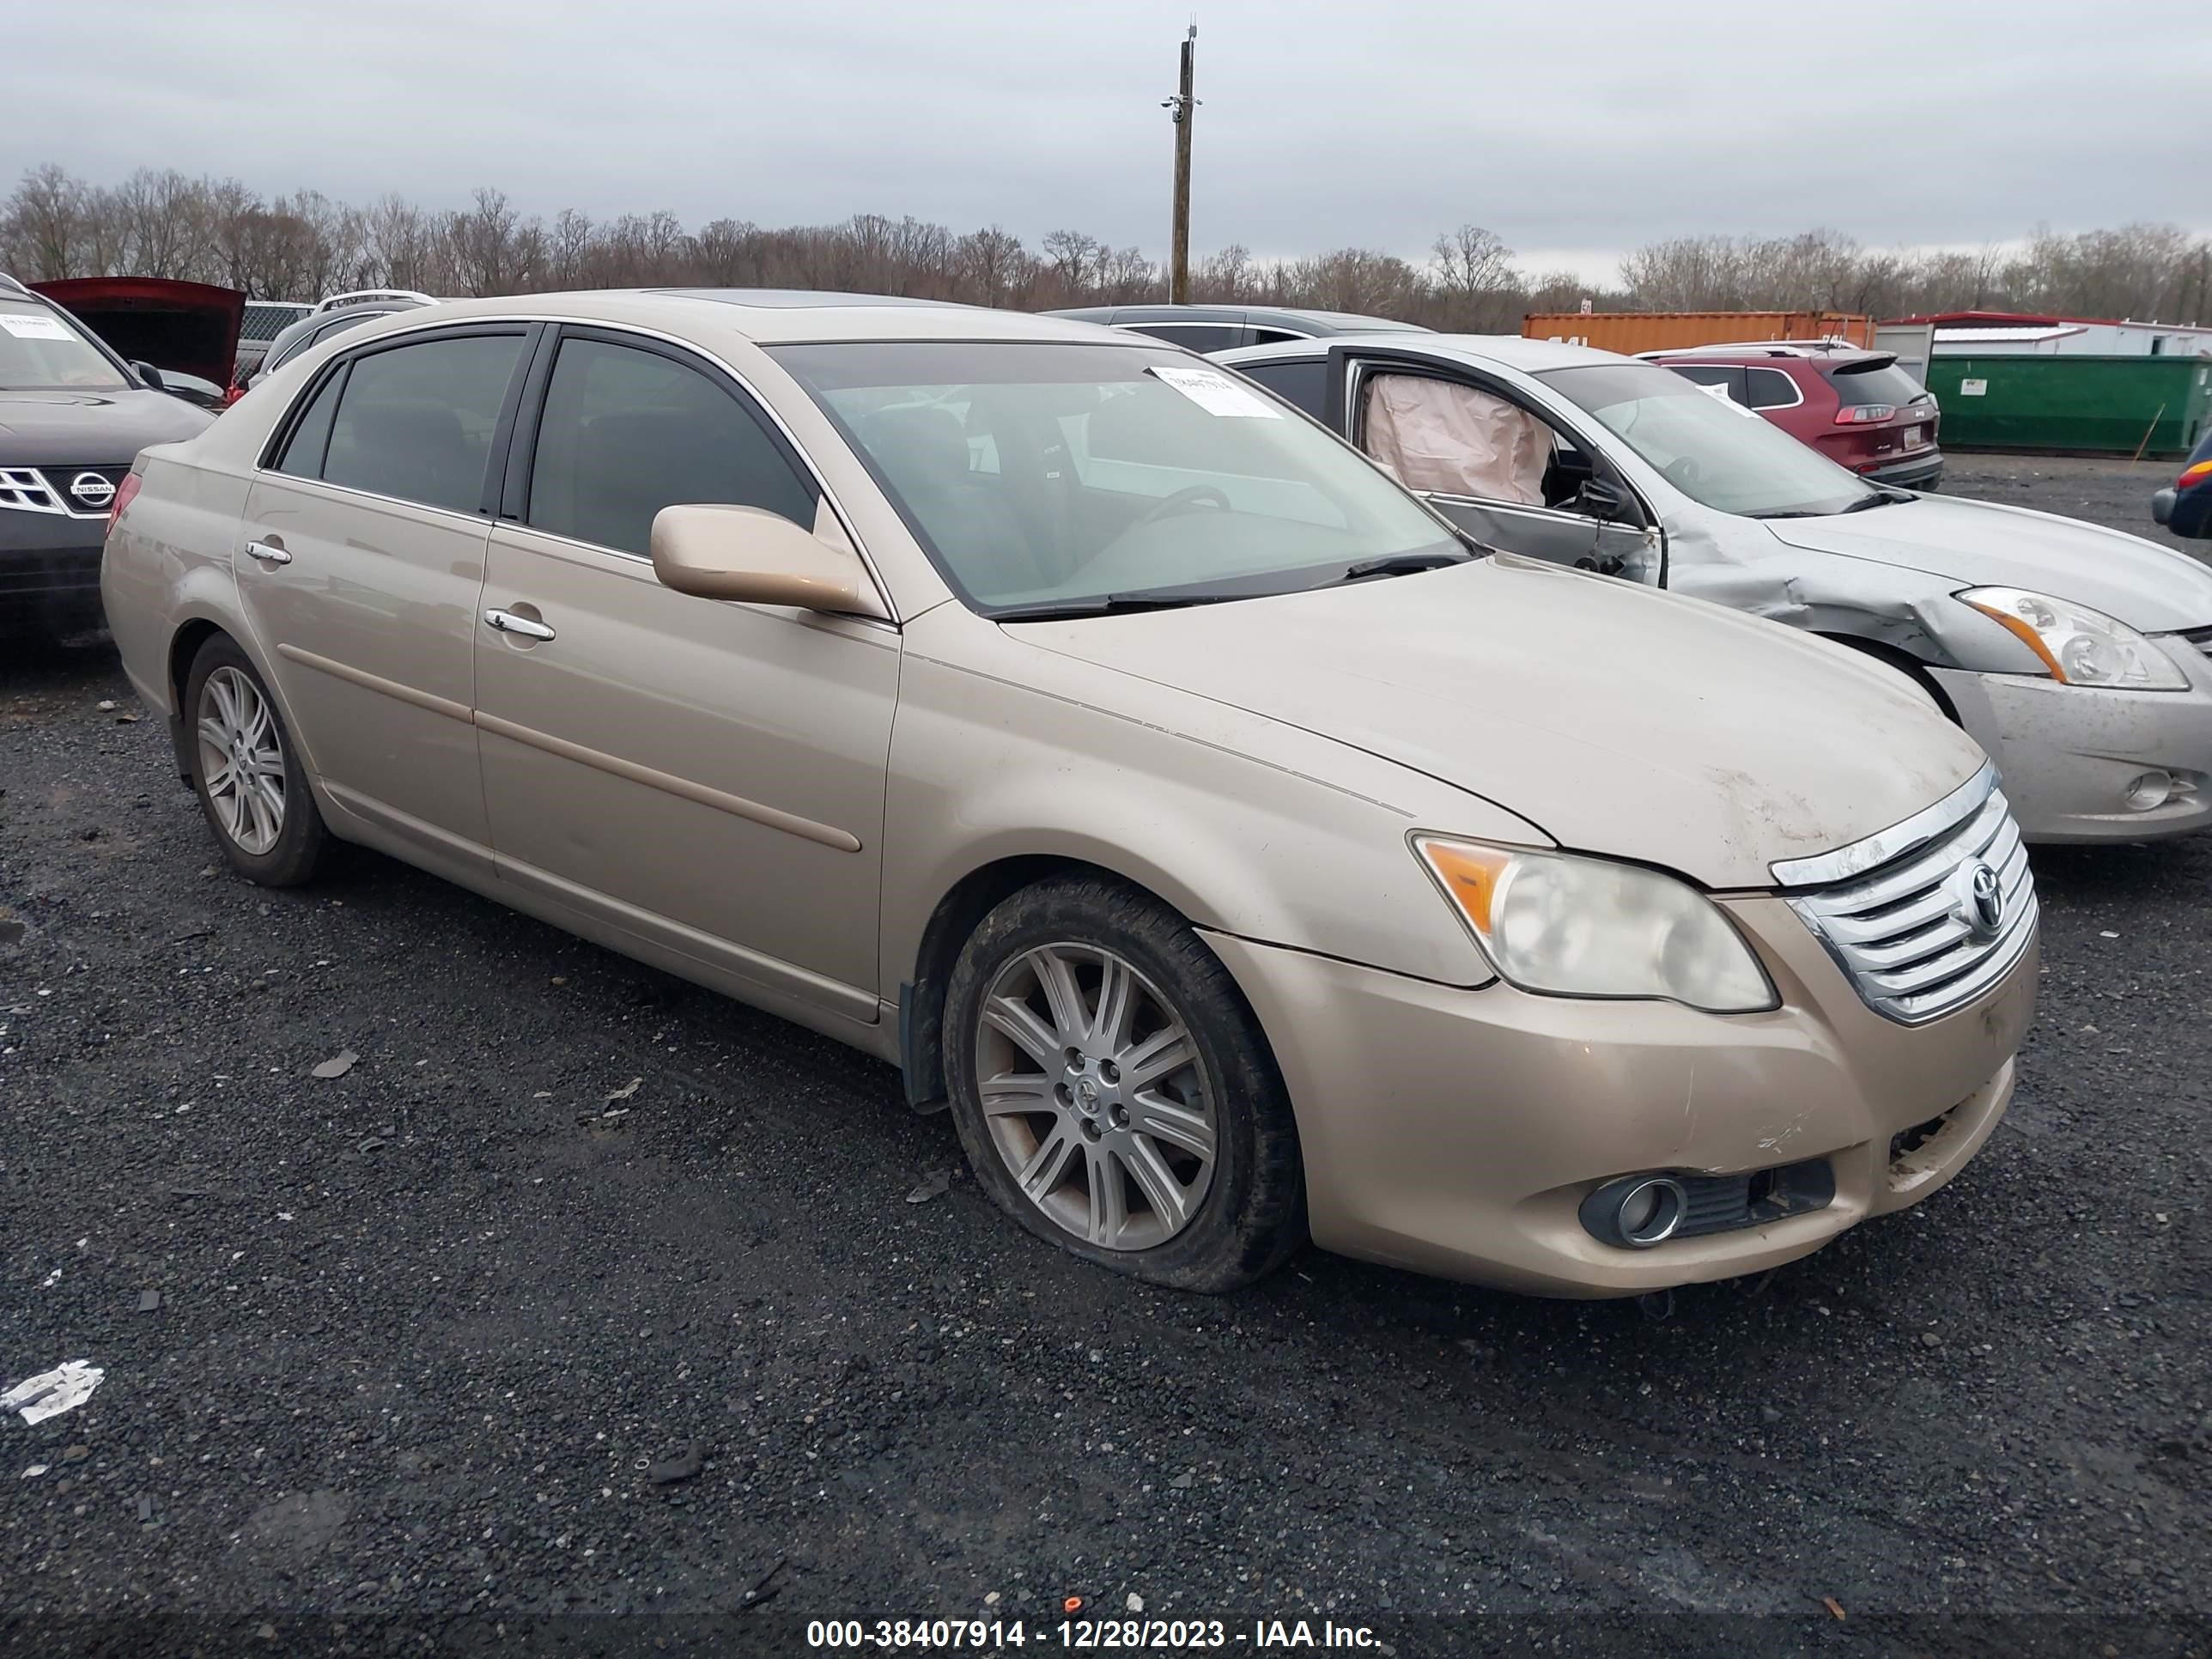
[1838,488,1916,513]
[989,591,1251,623]
[1339,546,1478,581]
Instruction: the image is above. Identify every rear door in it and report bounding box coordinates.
[471,325,897,1021]
[235,324,533,873]
[1322,343,1662,583]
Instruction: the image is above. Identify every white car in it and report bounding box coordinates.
[1219,336,2212,843]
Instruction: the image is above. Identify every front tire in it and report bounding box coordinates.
[184,635,327,886]
[943,874,1305,1292]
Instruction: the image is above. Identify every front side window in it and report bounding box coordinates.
[525,337,816,556]
[1539,362,1878,520]
[770,339,1453,614]
[0,299,129,392]
[320,332,525,513]
[1361,372,1552,506]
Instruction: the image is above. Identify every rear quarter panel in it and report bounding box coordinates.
[103,445,252,716]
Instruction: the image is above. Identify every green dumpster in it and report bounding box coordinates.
[1923,354,2212,459]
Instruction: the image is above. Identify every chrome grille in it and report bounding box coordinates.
[1778,767,2036,1024]
[2176,624,2212,661]
[0,465,123,519]
[0,466,67,514]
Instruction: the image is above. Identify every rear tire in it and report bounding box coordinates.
[184,635,327,887]
[943,873,1306,1292]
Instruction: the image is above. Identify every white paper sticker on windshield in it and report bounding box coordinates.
[0,314,73,341]
[1147,364,1282,418]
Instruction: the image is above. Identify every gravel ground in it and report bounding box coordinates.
[3,459,2207,1657]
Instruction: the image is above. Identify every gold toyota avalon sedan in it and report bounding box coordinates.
[100,291,2039,1296]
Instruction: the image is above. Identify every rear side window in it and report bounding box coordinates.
[1237,358,1330,422]
[1828,361,1924,409]
[525,336,817,556]
[320,333,526,513]
[1124,322,1242,353]
[276,370,345,477]
[1667,364,1748,405]
[1743,367,1802,409]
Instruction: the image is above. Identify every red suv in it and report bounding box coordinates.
[1641,343,1944,489]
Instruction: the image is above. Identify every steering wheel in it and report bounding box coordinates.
[1132,484,1232,529]
[1663,455,1703,489]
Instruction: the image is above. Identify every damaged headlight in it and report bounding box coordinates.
[1414,838,1778,1014]
[1959,586,2187,690]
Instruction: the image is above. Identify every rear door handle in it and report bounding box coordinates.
[483,607,556,642]
[244,539,291,565]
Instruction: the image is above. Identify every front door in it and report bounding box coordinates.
[1324,345,1662,585]
[471,326,898,1023]
[234,324,534,872]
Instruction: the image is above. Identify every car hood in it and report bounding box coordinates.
[0,388,211,465]
[1013,555,1985,889]
[1759,493,2212,631]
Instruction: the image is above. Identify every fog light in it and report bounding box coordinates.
[2124,771,2173,812]
[1579,1174,1687,1249]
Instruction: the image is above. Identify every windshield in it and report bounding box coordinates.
[1537,362,1878,519]
[769,340,1456,614]
[0,300,130,392]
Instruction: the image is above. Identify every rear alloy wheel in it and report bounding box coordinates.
[185,635,327,886]
[944,875,1305,1291]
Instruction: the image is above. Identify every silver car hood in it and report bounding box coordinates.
[1759,494,2212,632]
[1018,554,1986,890]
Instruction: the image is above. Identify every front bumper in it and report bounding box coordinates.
[1206,896,2035,1297]
[1931,645,2212,842]
[0,506,106,624]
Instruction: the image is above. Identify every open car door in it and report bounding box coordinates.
[1322,341,1663,586]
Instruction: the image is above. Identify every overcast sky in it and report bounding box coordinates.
[10,0,2209,282]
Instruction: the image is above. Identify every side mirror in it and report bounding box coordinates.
[131,361,167,392]
[650,503,888,618]
[1574,477,1635,525]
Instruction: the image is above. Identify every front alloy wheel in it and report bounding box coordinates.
[943,874,1306,1291]
[974,941,1218,1251]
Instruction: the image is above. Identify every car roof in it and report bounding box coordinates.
[1048,303,1423,335]
[331,289,1120,347]
[1640,343,1876,364]
[1216,333,1630,374]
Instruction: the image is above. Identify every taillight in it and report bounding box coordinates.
[2179,459,2212,489]
[106,471,142,533]
[1834,404,1897,425]
[222,385,245,406]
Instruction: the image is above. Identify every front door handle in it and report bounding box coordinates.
[483,607,556,642]
[244,538,291,565]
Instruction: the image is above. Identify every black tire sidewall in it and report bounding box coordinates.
[184,635,325,886]
[943,876,1304,1292]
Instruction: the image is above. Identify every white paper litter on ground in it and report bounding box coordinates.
[3,1361,105,1425]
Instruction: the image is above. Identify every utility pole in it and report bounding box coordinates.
[1164,23,1199,302]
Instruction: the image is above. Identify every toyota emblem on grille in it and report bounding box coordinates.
[1955,860,2003,941]
[69,472,116,508]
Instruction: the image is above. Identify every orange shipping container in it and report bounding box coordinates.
[1521,310,1875,354]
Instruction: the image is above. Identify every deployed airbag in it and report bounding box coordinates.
[1364,374,1548,505]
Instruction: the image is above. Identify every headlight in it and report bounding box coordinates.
[1414,837,1778,1013]
[1958,586,2187,690]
